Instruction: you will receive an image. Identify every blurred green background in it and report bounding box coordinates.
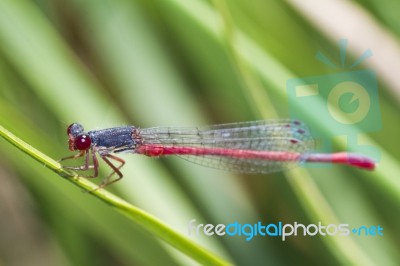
[0,0,399,265]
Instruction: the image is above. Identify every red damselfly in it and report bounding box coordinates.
[59,120,375,188]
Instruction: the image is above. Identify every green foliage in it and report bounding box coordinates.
[0,0,399,265]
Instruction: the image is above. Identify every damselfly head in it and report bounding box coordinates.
[67,123,91,151]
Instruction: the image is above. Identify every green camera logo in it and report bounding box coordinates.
[287,40,381,162]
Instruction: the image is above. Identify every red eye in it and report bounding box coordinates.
[74,134,91,150]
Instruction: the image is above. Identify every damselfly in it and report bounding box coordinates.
[60,120,375,188]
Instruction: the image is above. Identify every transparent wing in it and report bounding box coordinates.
[137,119,315,173]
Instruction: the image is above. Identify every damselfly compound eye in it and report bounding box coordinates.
[67,123,84,137]
[74,134,91,150]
